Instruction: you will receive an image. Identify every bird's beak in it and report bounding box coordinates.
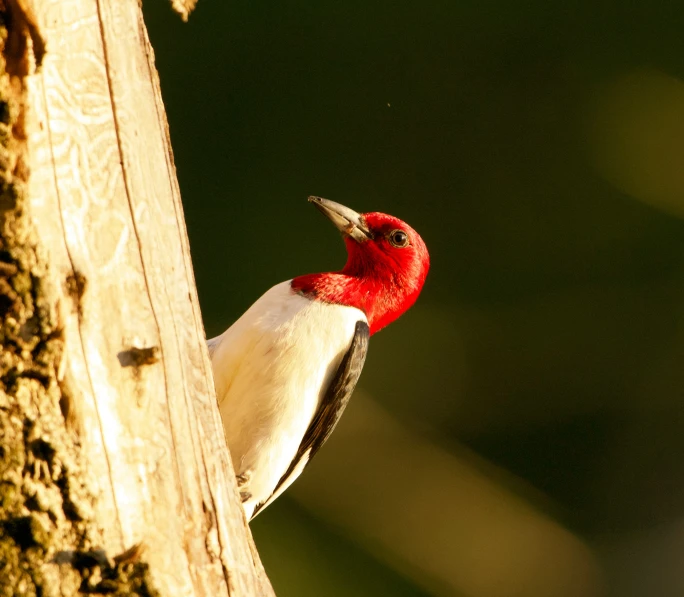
[308,196,373,242]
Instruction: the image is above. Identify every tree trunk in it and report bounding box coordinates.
[0,0,275,595]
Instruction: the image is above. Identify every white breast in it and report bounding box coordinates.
[209,280,366,518]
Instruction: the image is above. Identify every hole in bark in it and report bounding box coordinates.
[0,291,13,315]
[53,549,110,569]
[3,516,39,549]
[0,100,9,124]
[29,438,55,463]
[117,346,160,368]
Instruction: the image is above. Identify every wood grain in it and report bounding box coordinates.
[24,0,274,594]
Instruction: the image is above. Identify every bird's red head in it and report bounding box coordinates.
[292,197,430,335]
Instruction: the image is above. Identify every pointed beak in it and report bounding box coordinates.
[308,196,373,242]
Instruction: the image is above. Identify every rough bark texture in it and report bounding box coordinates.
[0,0,275,595]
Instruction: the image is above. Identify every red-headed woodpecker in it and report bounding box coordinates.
[209,197,430,520]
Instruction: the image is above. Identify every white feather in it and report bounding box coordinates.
[209,280,366,519]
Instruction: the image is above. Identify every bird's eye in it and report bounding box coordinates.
[388,229,410,248]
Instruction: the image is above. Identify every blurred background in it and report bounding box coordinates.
[143,2,684,596]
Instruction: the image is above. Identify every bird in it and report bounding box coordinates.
[208,196,430,520]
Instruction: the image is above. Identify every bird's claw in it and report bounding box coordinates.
[236,470,251,487]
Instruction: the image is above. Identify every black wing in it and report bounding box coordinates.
[251,320,370,519]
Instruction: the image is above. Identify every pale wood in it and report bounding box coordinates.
[169,0,198,21]
[21,0,275,594]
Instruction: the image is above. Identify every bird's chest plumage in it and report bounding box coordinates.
[209,281,366,515]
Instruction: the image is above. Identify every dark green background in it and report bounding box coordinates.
[143,2,684,595]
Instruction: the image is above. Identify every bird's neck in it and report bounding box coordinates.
[291,271,418,335]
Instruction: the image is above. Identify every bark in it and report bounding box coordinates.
[0,0,275,595]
